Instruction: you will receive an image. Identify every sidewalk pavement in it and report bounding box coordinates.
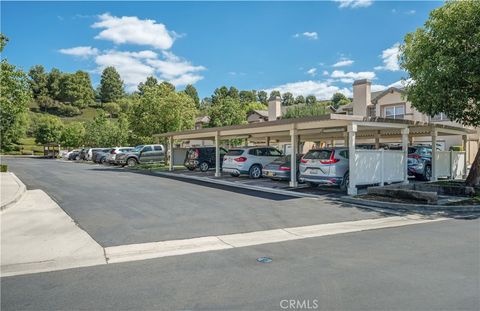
[1,172,26,211]
[1,188,106,277]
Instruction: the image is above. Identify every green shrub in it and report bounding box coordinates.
[56,104,81,117]
[0,165,7,172]
[449,146,464,151]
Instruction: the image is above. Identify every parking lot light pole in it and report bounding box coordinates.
[347,124,357,195]
[401,128,410,184]
[462,135,468,178]
[289,128,298,188]
[215,131,221,177]
[169,136,174,172]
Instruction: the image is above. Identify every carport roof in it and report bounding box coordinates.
[155,114,474,141]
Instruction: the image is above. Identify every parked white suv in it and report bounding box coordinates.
[105,147,134,164]
[222,146,283,178]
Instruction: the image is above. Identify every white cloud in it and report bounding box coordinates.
[388,78,413,88]
[59,46,99,57]
[332,58,354,67]
[146,51,206,85]
[374,43,401,71]
[322,70,329,76]
[331,70,376,81]
[371,84,387,92]
[335,0,373,9]
[405,10,416,15]
[92,13,175,50]
[306,68,317,76]
[293,32,318,40]
[264,80,352,100]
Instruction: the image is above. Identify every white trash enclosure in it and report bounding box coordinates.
[156,114,473,196]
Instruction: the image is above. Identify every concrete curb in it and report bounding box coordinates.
[338,196,480,214]
[1,172,27,212]
[150,171,323,199]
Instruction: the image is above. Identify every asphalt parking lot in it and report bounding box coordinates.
[2,157,381,247]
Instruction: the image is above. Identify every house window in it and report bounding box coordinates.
[431,113,449,121]
[384,105,405,119]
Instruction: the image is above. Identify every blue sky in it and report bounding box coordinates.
[2,1,443,99]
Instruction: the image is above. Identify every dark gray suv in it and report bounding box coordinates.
[118,144,165,167]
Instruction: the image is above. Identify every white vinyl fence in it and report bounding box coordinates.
[353,150,406,186]
[435,151,466,179]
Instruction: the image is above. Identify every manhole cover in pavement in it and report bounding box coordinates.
[257,257,273,263]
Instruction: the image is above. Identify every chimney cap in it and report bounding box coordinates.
[353,79,372,86]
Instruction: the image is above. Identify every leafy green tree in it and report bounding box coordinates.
[0,33,8,52]
[269,90,281,100]
[184,84,200,108]
[331,92,349,109]
[257,91,268,104]
[239,90,257,106]
[129,83,196,142]
[47,68,63,101]
[208,97,245,127]
[104,102,121,118]
[99,66,124,103]
[306,95,317,105]
[160,81,175,92]
[228,87,239,99]
[57,103,81,117]
[137,76,158,95]
[28,65,49,99]
[400,0,480,186]
[337,98,350,107]
[33,115,64,144]
[243,102,268,115]
[0,58,31,150]
[60,71,95,108]
[282,92,295,106]
[60,122,85,148]
[295,95,306,105]
[284,102,327,119]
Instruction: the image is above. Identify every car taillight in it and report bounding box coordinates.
[194,149,199,159]
[234,156,247,162]
[111,150,117,154]
[409,154,421,159]
[320,151,340,164]
[279,166,291,171]
[300,158,308,163]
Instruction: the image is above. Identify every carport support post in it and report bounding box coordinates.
[266,136,270,146]
[375,131,381,149]
[401,128,409,184]
[462,135,468,178]
[168,136,174,171]
[431,128,438,181]
[289,128,298,188]
[215,131,221,177]
[347,124,357,195]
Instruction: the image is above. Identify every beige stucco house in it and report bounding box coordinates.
[337,79,479,164]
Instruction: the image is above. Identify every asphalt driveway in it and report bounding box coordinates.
[2,157,382,247]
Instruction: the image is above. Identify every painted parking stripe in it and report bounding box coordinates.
[105,215,445,264]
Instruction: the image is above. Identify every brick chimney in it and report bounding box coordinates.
[268,96,282,121]
[352,79,371,116]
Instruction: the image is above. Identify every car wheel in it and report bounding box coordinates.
[101,158,107,164]
[199,162,210,172]
[186,167,195,171]
[423,165,432,181]
[340,172,349,192]
[230,172,240,177]
[75,155,80,161]
[249,164,262,179]
[127,158,138,167]
[307,182,318,188]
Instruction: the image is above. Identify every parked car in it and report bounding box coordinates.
[93,148,113,163]
[117,144,165,167]
[89,148,109,162]
[407,145,435,181]
[78,148,88,160]
[222,146,283,179]
[106,147,135,165]
[68,150,81,161]
[262,154,304,181]
[299,147,350,190]
[184,147,228,172]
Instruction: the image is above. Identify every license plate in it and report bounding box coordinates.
[265,171,274,176]
[309,169,318,174]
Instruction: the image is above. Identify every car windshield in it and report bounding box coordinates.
[133,145,144,152]
[304,150,332,160]
[226,149,244,156]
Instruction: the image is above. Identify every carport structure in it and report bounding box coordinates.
[156,114,472,195]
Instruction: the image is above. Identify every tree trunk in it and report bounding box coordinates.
[465,147,480,187]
